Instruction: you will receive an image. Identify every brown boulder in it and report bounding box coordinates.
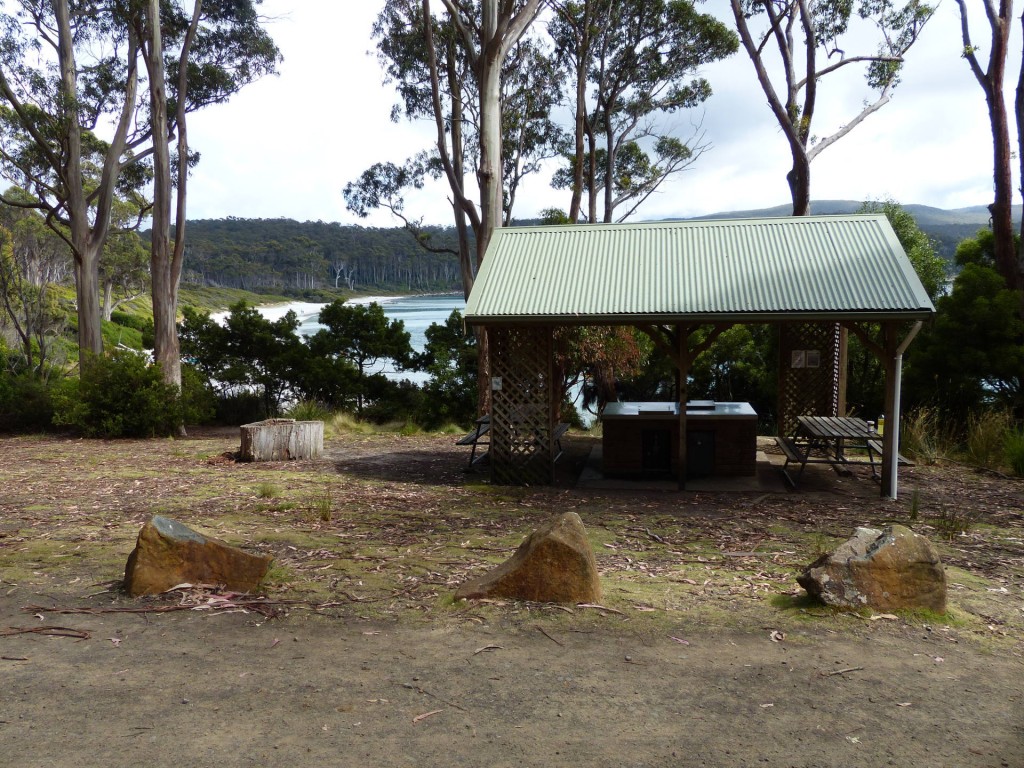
[455,512,602,604]
[124,516,273,597]
[797,525,946,613]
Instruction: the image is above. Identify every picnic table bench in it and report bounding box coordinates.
[457,415,569,470]
[776,415,911,488]
[456,416,492,468]
[774,417,913,489]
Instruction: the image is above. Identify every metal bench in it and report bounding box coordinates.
[458,416,569,470]
[774,435,805,487]
[457,417,491,469]
[867,440,914,468]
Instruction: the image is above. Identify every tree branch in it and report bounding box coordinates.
[807,83,893,162]
[795,55,904,90]
[954,0,995,91]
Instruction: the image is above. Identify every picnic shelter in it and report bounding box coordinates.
[463,215,936,499]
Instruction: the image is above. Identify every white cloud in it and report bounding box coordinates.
[183,1,1020,226]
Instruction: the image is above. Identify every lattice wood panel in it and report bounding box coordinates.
[489,325,555,486]
[778,322,841,435]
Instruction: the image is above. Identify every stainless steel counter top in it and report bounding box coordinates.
[601,401,757,419]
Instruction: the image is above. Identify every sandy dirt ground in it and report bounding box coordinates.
[1,609,1021,768]
[1,430,1022,767]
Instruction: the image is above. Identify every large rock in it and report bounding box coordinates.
[797,525,946,613]
[455,512,602,604]
[124,516,273,597]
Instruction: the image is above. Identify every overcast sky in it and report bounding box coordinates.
[183,1,1021,228]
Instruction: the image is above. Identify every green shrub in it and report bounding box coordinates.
[101,319,144,350]
[362,378,423,424]
[109,310,153,333]
[107,311,155,349]
[285,399,331,422]
[1004,429,1024,477]
[214,391,266,425]
[0,371,56,432]
[52,350,182,438]
[181,364,217,426]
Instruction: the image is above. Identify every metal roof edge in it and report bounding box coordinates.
[464,309,935,326]
[492,213,889,236]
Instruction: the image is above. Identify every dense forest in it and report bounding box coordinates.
[175,203,999,294]
[179,219,465,294]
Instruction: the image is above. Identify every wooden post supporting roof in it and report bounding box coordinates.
[638,322,730,489]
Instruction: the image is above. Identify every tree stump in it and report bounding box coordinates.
[239,418,324,462]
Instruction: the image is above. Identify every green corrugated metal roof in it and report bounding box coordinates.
[464,215,936,324]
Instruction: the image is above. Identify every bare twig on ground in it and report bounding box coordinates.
[824,666,865,677]
[1,626,91,639]
[535,625,563,646]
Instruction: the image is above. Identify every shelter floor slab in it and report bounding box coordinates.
[577,446,788,492]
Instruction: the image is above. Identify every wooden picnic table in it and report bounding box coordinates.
[775,415,884,487]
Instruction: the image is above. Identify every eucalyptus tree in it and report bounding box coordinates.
[345,0,547,300]
[346,0,544,414]
[437,0,544,262]
[134,0,279,389]
[954,1,1019,291]
[0,219,66,375]
[0,1,147,365]
[728,0,934,216]
[345,2,474,298]
[99,223,149,322]
[549,0,738,223]
[0,0,278,382]
[500,36,567,224]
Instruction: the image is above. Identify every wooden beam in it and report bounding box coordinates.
[842,321,885,360]
[636,324,679,366]
[657,322,735,490]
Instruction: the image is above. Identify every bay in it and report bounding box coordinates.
[248,294,466,384]
[221,293,591,422]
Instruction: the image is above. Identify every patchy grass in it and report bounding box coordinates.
[0,430,1021,649]
[255,482,283,499]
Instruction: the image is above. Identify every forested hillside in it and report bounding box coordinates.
[693,200,1022,262]
[180,204,994,294]
[179,219,464,294]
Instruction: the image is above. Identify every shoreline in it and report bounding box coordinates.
[209,291,463,325]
